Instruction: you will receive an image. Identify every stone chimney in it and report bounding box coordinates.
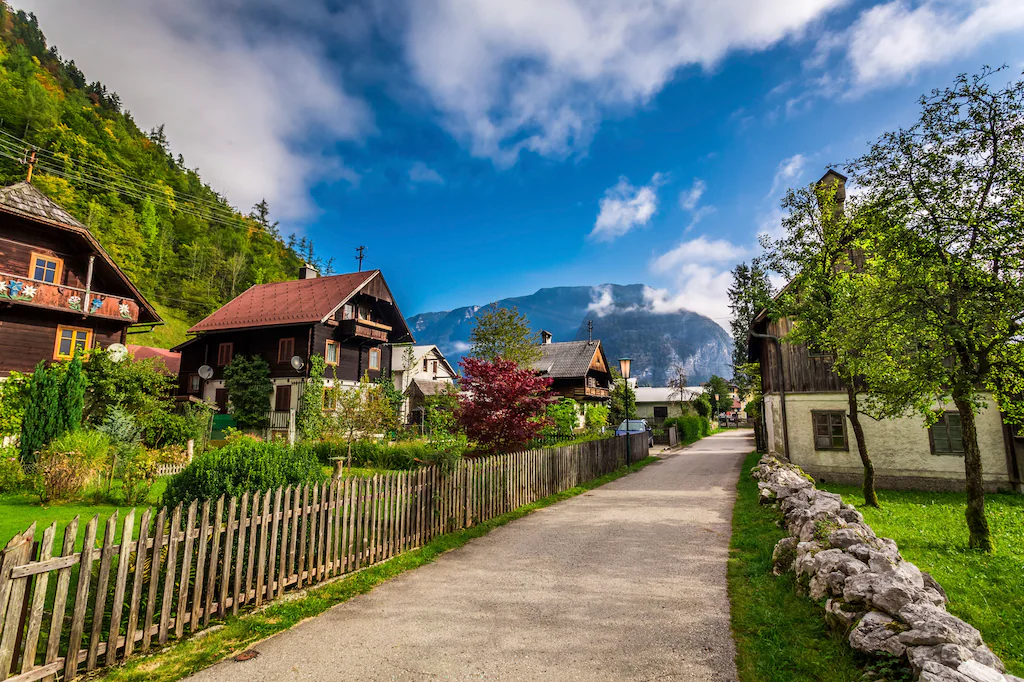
[299,263,319,280]
[541,330,553,345]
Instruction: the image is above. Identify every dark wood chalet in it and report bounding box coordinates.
[0,182,161,376]
[173,269,414,430]
[530,334,611,402]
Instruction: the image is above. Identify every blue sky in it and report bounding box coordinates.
[16,0,1024,328]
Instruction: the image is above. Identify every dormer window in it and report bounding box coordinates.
[342,304,354,320]
[30,252,62,284]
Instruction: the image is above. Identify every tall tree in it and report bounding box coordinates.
[222,355,272,430]
[457,357,553,452]
[468,304,542,367]
[727,260,773,371]
[666,365,691,414]
[702,375,733,417]
[849,68,1024,550]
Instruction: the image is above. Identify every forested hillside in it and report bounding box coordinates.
[0,4,325,346]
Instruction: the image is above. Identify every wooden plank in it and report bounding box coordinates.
[43,517,78,681]
[63,516,97,680]
[231,493,248,617]
[254,492,270,606]
[142,507,165,652]
[287,486,299,583]
[19,523,55,676]
[124,508,151,658]
[86,513,118,670]
[353,478,364,570]
[191,500,211,632]
[324,482,336,576]
[218,497,236,620]
[276,488,290,595]
[7,659,61,682]
[338,480,350,572]
[174,501,198,640]
[243,493,260,608]
[371,475,381,564]
[266,488,282,600]
[158,505,182,645]
[296,486,308,588]
[306,484,319,582]
[204,496,224,627]
[349,478,360,571]
[316,482,327,580]
[105,509,136,665]
[332,480,343,574]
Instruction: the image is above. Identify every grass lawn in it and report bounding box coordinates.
[129,302,192,349]
[728,451,865,682]
[821,482,1024,677]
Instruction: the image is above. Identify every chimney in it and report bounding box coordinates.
[541,330,553,345]
[299,263,319,280]
[816,169,847,214]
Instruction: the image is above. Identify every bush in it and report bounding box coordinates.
[584,403,610,433]
[162,435,327,509]
[117,446,159,505]
[546,398,579,435]
[143,410,198,448]
[33,430,110,502]
[0,449,27,493]
[675,415,710,444]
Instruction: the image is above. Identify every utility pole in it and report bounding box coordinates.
[355,245,365,272]
[24,149,36,184]
[587,320,593,343]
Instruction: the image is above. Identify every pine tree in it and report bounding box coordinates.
[19,362,62,464]
[59,353,85,434]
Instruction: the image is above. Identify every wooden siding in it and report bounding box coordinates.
[176,325,314,394]
[312,323,392,384]
[757,315,846,394]
[0,310,123,375]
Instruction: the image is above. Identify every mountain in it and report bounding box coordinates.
[407,284,733,385]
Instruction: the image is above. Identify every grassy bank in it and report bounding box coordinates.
[821,482,1024,676]
[728,451,864,682]
[97,456,659,682]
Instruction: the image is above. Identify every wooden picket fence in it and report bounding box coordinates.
[0,434,648,681]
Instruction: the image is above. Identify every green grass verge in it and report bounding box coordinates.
[820,482,1024,677]
[129,302,193,349]
[96,456,659,682]
[728,451,864,682]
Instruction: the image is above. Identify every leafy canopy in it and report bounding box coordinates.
[222,355,272,430]
[457,357,553,452]
[469,304,542,367]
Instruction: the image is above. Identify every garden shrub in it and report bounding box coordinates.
[34,430,110,502]
[116,445,160,505]
[162,435,327,509]
[584,403,610,433]
[0,449,26,493]
[545,398,580,435]
[143,410,199,448]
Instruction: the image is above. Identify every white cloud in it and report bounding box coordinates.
[678,178,706,211]
[16,0,372,220]
[647,236,750,325]
[587,285,616,317]
[845,0,1024,88]
[651,236,749,273]
[449,341,471,353]
[769,153,807,196]
[589,173,663,242]
[408,161,445,185]
[401,0,849,165]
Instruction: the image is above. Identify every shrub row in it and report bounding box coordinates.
[663,415,713,444]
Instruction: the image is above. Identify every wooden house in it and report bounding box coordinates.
[748,170,1023,492]
[0,182,160,376]
[173,268,414,440]
[530,332,611,403]
[390,344,458,423]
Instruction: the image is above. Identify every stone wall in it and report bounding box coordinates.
[752,454,1019,682]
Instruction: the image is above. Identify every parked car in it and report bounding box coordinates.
[615,419,654,447]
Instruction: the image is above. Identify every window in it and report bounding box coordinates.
[325,340,339,365]
[368,347,381,370]
[358,306,369,321]
[812,411,848,450]
[53,325,91,360]
[278,337,295,363]
[188,374,201,393]
[422,358,428,371]
[29,252,62,284]
[342,304,354,320]
[275,384,292,412]
[930,412,965,455]
[431,361,437,375]
[217,342,233,366]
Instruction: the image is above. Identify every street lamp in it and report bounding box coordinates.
[714,393,720,421]
[619,357,632,465]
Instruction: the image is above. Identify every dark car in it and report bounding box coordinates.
[615,419,654,447]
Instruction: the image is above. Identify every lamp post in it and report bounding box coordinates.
[714,393,720,421]
[619,357,632,465]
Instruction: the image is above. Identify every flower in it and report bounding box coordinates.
[9,281,23,297]
[21,285,37,299]
[0,280,8,296]
[67,295,82,311]
[118,302,131,318]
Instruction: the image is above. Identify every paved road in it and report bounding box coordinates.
[189,430,752,682]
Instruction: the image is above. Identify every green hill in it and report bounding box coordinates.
[0,3,324,348]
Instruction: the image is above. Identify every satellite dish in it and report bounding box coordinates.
[107,343,128,363]
[290,355,305,372]
[198,365,214,380]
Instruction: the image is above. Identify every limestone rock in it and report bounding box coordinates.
[899,603,984,649]
[771,537,799,575]
[973,646,1006,673]
[920,661,975,682]
[825,598,864,631]
[923,570,950,604]
[957,660,1006,682]
[827,526,875,550]
[849,611,907,657]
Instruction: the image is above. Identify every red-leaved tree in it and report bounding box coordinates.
[457,357,554,453]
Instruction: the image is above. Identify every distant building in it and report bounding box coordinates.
[0,182,161,377]
[389,344,457,423]
[633,386,703,423]
[530,331,611,403]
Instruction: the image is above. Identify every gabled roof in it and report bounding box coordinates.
[187,269,414,340]
[407,378,455,398]
[530,340,608,379]
[0,182,161,324]
[128,345,181,375]
[391,344,457,376]
[634,386,703,403]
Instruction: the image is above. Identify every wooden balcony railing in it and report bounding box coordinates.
[574,386,610,399]
[0,271,140,323]
[340,318,390,341]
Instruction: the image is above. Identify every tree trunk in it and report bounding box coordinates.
[953,394,992,552]
[846,386,879,507]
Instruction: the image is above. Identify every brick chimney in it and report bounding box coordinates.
[299,263,319,280]
[541,330,553,345]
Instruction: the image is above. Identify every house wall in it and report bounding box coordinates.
[1,216,122,293]
[634,401,688,420]
[0,309,124,376]
[763,392,1013,491]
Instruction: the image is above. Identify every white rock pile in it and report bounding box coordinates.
[752,454,1019,682]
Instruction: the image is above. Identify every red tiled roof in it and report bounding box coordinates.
[128,345,181,375]
[188,271,377,333]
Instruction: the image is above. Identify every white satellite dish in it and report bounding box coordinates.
[290,355,305,372]
[198,365,214,380]
[107,343,128,363]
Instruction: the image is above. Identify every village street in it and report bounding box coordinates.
[188,431,751,682]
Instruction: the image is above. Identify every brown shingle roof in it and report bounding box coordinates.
[188,271,377,333]
[531,340,606,379]
[0,182,87,228]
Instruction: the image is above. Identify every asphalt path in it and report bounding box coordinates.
[188,430,752,681]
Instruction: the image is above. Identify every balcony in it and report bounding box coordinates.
[574,386,610,399]
[0,272,140,323]
[339,318,391,341]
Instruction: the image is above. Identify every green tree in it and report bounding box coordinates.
[375,371,405,431]
[702,375,732,416]
[546,398,579,435]
[58,352,85,434]
[20,361,62,464]
[608,368,636,425]
[469,304,541,367]
[666,365,691,415]
[584,403,609,433]
[0,371,30,437]
[222,355,272,430]
[848,68,1024,551]
[727,260,773,370]
[329,374,394,469]
[296,354,326,441]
